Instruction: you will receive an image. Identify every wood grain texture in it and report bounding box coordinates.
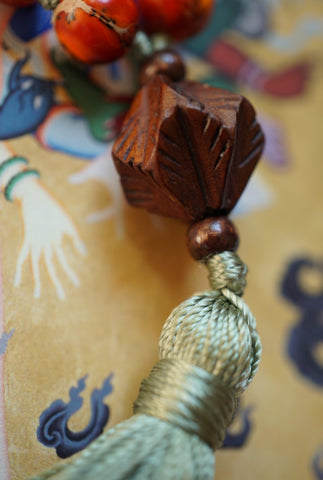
[112,75,264,221]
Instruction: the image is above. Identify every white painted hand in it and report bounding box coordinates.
[13,176,86,300]
[69,146,125,237]
[258,113,289,168]
[70,146,168,235]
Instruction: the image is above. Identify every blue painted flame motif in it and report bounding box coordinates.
[222,406,253,448]
[313,447,323,480]
[281,257,323,387]
[0,53,56,140]
[37,374,113,458]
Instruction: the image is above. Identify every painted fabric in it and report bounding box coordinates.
[0,1,322,479]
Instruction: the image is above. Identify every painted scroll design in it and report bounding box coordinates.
[0,329,14,356]
[281,257,323,387]
[313,446,323,480]
[222,406,254,449]
[37,374,114,458]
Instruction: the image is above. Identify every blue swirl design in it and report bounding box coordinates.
[222,406,253,448]
[281,258,323,387]
[313,447,323,480]
[37,374,113,458]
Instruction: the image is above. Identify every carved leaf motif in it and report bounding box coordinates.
[156,105,233,219]
[113,76,264,222]
[222,98,265,211]
[113,77,195,220]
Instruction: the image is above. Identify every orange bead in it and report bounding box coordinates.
[137,0,215,41]
[53,0,139,64]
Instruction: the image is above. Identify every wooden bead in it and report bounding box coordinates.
[140,49,186,84]
[112,75,264,222]
[187,217,239,261]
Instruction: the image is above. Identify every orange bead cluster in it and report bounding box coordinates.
[52,0,215,64]
[0,0,215,63]
[12,0,213,64]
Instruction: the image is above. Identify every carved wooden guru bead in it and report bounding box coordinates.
[112,75,264,222]
[112,32,264,258]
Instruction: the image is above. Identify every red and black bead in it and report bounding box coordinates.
[53,0,139,64]
[138,0,215,41]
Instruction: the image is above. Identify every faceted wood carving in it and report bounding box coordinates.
[112,75,264,222]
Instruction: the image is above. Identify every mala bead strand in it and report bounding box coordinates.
[29,49,264,480]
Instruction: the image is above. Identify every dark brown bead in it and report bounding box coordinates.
[140,49,186,84]
[187,216,239,261]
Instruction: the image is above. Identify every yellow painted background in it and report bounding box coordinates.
[1,1,322,479]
